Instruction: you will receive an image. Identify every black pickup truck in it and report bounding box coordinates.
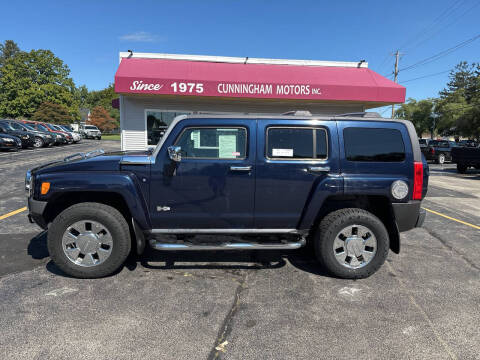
[451,146,480,173]
[422,140,458,164]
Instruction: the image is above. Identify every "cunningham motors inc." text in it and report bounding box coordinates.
[217,83,321,96]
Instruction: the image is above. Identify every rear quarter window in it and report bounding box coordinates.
[344,127,405,162]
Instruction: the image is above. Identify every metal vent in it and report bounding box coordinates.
[335,112,382,118]
[281,110,312,116]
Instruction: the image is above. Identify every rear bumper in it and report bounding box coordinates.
[27,197,48,229]
[392,201,425,232]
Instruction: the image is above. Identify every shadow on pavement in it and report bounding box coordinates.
[27,231,49,259]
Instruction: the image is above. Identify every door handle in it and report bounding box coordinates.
[230,166,252,172]
[308,166,330,173]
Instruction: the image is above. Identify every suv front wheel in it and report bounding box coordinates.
[315,208,389,279]
[48,202,131,278]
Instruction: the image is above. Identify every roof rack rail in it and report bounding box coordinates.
[282,110,312,116]
[335,112,382,118]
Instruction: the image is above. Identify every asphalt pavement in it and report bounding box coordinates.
[0,144,479,360]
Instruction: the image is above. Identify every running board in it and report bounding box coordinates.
[149,237,306,251]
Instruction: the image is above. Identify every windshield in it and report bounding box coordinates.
[1,122,16,131]
[62,125,73,131]
[430,140,449,147]
[85,125,98,130]
[37,124,49,132]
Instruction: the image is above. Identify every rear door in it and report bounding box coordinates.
[254,119,339,228]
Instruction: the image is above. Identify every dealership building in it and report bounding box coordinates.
[114,52,406,150]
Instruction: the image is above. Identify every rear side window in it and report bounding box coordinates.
[344,127,405,162]
[267,127,328,159]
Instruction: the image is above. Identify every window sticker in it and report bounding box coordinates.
[218,134,237,158]
[272,148,293,157]
[191,130,201,148]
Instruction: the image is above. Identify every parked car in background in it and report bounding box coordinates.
[44,123,73,144]
[4,120,54,148]
[57,125,81,143]
[19,120,68,145]
[81,125,102,139]
[0,120,35,148]
[0,133,22,151]
[20,120,68,145]
[458,139,478,148]
[451,145,480,173]
[418,138,430,149]
[422,140,458,164]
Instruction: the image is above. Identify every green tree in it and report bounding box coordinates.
[31,102,73,124]
[0,40,20,66]
[436,62,479,138]
[0,49,79,119]
[395,98,436,138]
[76,84,119,123]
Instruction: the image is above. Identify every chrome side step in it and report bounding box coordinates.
[149,237,306,251]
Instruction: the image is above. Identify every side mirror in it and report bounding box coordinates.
[168,146,182,162]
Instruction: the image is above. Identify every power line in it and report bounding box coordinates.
[404,1,480,54]
[398,33,480,72]
[400,70,451,83]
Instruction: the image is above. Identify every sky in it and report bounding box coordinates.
[1,0,479,114]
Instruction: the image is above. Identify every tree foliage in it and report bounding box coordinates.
[395,98,436,137]
[0,49,79,120]
[0,40,20,66]
[75,83,119,123]
[88,105,117,132]
[32,102,73,124]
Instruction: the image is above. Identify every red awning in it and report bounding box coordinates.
[114,58,405,104]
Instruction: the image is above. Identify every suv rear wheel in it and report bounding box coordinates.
[47,202,131,278]
[315,208,389,279]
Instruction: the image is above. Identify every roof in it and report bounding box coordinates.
[114,53,405,105]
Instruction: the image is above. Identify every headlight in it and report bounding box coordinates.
[22,135,28,139]
[56,134,61,139]
[391,180,409,200]
[5,138,14,142]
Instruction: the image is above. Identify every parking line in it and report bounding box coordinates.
[0,207,27,221]
[423,207,480,230]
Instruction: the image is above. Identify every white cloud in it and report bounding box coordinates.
[119,31,165,42]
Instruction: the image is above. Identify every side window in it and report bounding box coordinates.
[266,127,328,160]
[343,127,405,162]
[174,127,247,159]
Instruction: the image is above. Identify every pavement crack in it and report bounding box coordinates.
[385,261,458,360]
[207,271,248,360]
[423,226,480,271]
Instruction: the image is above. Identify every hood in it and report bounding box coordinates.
[31,150,152,175]
[0,133,21,141]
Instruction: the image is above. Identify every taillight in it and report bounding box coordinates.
[413,162,423,200]
[430,147,435,154]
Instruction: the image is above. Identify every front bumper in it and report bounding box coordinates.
[27,197,48,229]
[392,201,425,232]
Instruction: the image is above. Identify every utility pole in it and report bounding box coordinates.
[391,50,400,118]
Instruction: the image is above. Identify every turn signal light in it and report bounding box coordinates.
[412,162,423,200]
[41,182,50,195]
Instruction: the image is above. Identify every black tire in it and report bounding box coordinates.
[33,137,44,148]
[315,208,389,279]
[457,164,468,174]
[47,202,131,278]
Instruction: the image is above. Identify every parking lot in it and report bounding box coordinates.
[0,142,479,360]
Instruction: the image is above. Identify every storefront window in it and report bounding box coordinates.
[146,110,190,145]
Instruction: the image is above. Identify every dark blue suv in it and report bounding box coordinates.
[25,112,428,279]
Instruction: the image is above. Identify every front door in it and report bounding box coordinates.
[149,118,256,229]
